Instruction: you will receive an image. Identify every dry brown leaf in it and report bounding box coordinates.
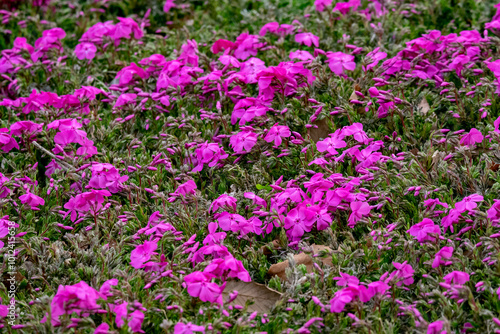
[307,118,331,142]
[416,98,430,115]
[261,239,281,255]
[267,244,333,280]
[223,281,282,313]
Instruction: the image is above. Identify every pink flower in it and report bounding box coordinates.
[0,128,19,152]
[459,128,483,147]
[389,261,414,286]
[455,194,483,212]
[427,320,446,334]
[259,22,279,36]
[19,192,45,209]
[443,271,469,285]
[231,97,270,125]
[183,271,225,304]
[432,246,453,268]
[169,180,197,199]
[192,142,229,172]
[10,120,43,137]
[341,123,370,144]
[264,124,291,146]
[210,194,237,213]
[333,272,359,286]
[487,200,500,223]
[233,33,264,60]
[128,310,145,333]
[130,240,158,269]
[326,52,356,75]
[114,93,137,108]
[75,43,97,60]
[314,0,333,12]
[163,0,176,13]
[348,201,370,228]
[289,50,314,61]
[364,47,387,71]
[94,323,110,334]
[204,255,251,282]
[116,63,148,86]
[495,116,500,133]
[295,33,319,47]
[89,163,128,193]
[219,54,240,68]
[330,288,356,313]
[217,212,253,236]
[333,0,361,15]
[174,322,205,334]
[50,281,103,326]
[284,205,315,241]
[407,218,441,243]
[114,302,128,328]
[230,130,258,153]
[316,130,347,155]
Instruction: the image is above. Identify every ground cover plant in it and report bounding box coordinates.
[2,0,500,333]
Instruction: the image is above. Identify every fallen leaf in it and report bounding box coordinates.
[261,239,281,255]
[308,118,331,142]
[223,281,282,313]
[267,244,333,280]
[416,97,430,115]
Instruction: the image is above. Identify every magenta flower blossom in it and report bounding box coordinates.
[487,200,500,223]
[210,194,237,213]
[169,180,197,199]
[164,0,176,13]
[388,261,415,286]
[316,130,347,155]
[174,322,205,334]
[259,22,280,36]
[75,43,97,60]
[443,271,470,285]
[192,142,229,172]
[329,288,356,313]
[204,255,251,282]
[432,246,453,268]
[290,50,314,61]
[326,52,356,75]
[50,281,103,326]
[114,93,137,108]
[0,128,19,152]
[348,201,370,228]
[407,218,441,243]
[183,271,225,304]
[89,163,128,193]
[19,192,45,210]
[295,33,319,47]
[10,120,43,137]
[217,212,254,236]
[364,47,387,71]
[333,272,359,287]
[230,130,258,153]
[454,194,483,212]
[427,320,446,334]
[94,323,110,334]
[314,0,333,12]
[264,124,291,146]
[130,240,158,269]
[459,128,483,147]
[333,0,361,15]
[231,97,270,125]
[284,205,315,241]
[495,116,500,133]
[341,123,370,144]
